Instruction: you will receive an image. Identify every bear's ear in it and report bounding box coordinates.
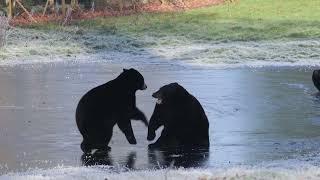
[123,68,128,72]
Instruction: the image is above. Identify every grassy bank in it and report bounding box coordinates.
[23,0,320,41]
[2,0,319,62]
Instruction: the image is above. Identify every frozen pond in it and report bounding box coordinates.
[1,58,320,179]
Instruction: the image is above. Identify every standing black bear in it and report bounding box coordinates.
[147,83,209,149]
[312,69,320,91]
[76,68,148,153]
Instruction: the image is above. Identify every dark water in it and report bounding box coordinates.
[1,60,320,174]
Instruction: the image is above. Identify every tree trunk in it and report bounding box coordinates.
[7,0,13,19]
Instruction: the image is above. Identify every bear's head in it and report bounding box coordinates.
[121,68,147,91]
[147,82,188,141]
[152,82,188,105]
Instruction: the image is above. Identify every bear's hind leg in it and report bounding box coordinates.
[81,129,113,153]
[94,129,113,152]
[81,140,94,153]
[99,129,113,152]
[81,141,111,153]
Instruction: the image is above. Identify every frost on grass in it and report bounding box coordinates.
[145,38,320,68]
[0,25,154,63]
[0,27,88,61]
[1,23,320,68]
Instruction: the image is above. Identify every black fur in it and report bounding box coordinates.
[147,83,209,149]
[312,70,320,91]
[76,68,148,153]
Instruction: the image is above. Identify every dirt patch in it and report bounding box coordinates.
[136,0,223,12]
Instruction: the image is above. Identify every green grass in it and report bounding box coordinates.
[18,0,320,41]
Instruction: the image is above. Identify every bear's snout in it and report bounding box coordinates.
[152,91,160,98]
[141,83,147,90]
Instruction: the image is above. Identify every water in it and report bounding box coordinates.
[1,58,320,178]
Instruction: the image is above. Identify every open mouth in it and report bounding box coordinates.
[156,98,162,104]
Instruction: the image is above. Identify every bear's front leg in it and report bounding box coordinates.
[117,119,137,145]
[131,107,148,127]
[148,128,173,149]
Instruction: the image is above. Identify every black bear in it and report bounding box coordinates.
[76,68,148,153]
[312,69,320,91]
[147,83,209,149]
